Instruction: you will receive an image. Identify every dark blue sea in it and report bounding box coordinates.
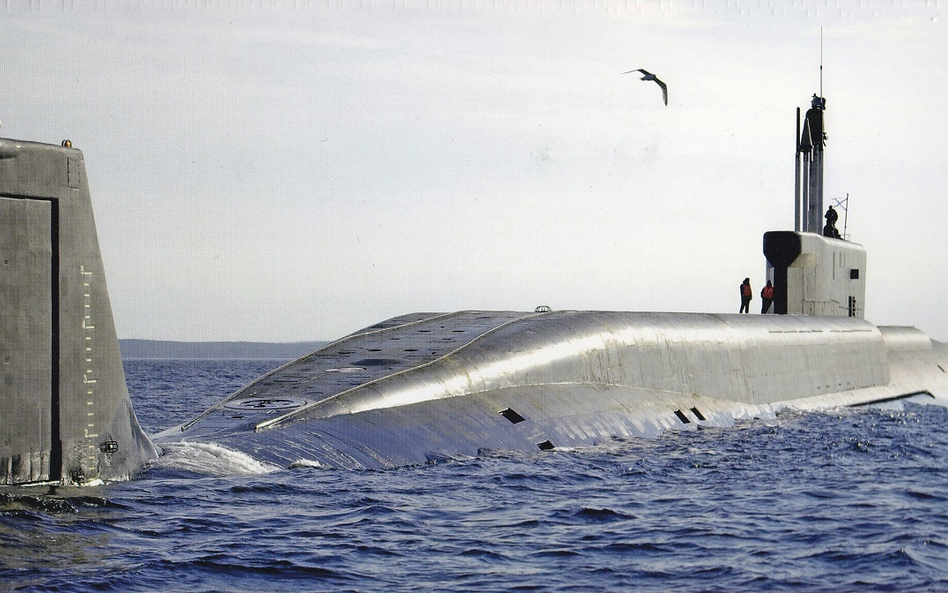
[3,359,948,592]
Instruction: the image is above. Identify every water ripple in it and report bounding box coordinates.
[6,361,948,592]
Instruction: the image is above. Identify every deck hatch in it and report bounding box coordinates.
[223,397,308,411]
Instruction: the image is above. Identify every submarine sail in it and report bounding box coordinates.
[0,138,157,486]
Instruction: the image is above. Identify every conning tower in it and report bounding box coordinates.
[0,138,157,486]
[764,93,865,318]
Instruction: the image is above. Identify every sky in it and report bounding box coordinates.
[2,0,946,342]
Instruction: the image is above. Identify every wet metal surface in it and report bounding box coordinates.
[159,310,948,469]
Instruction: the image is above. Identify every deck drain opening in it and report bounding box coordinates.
[690,407,706,421]
[499,408,526,424]
[939,365,946,373]
[537,440,555,451]
[674,409,691,424]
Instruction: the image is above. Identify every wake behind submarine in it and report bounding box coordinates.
[2,93,948,485]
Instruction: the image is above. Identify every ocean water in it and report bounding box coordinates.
[3,359,948,592]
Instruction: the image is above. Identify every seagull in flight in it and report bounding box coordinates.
[623,68,667,106]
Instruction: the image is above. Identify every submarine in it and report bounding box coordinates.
[2,92,948,485]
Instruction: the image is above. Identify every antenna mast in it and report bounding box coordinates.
[820,27,823,100]
[795,30,827,233]
[842,193,849,238]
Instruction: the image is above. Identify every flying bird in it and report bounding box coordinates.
[623,68,667,106]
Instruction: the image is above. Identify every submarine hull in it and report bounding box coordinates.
[156,310,948,470]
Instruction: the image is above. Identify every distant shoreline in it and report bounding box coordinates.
[119,339,327,360]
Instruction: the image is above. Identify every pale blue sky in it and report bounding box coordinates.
[3,1,946,341]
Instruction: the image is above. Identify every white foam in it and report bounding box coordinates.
[155,441,281,476]
[288,458,325,469]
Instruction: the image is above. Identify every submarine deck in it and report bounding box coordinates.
[154,310,948,469]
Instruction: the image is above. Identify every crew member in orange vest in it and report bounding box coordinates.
[739,278,752,314]
[760,280,774,314]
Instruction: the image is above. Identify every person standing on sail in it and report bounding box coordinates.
[739,278,752,314]
[760,280,774,314]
